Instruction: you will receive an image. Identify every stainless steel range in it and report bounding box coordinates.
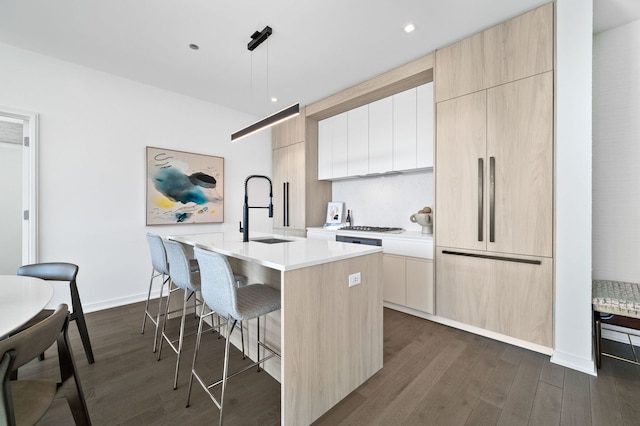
[339,226,404,233]
[335,226,404,246]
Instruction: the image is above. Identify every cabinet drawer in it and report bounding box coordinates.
[406,258,434,314]
[382,238,433,259]
[435,247,552,347]
[383,254,406,305]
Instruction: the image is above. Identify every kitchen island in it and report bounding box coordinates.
[169,232,383,425]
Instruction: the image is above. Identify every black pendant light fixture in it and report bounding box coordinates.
[231,103,299,141]
[231,26,300,142]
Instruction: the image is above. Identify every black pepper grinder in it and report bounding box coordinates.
[346,209,352,226]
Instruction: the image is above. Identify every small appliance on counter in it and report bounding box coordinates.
[410,206,433,234]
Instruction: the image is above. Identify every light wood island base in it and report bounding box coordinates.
[170,233,383,425]
[230,252,383,425]
[282,252,383,425]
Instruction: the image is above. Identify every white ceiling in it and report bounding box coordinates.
[0,0,638,118]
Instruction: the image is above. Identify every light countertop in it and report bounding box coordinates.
[168,231,381,272]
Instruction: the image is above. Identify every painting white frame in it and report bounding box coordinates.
[326,202,344,224]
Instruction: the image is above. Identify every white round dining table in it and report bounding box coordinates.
[0,275,54,337]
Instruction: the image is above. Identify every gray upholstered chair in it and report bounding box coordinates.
[17,262,94,364]
[187,247,281,425]
[143,233,199,353]
[0,304,92,425]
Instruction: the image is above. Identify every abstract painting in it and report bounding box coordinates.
[146,147,224,225]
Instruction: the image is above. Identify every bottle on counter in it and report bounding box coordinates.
[346,209,352,226]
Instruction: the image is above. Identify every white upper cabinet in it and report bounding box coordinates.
[318,82,433,180]
[317,118,332,180]
[332,112,349,179]
[368,96,393,174]
[347,105,369,176]
[318,112,349,179]
[392,88,417,171]
[417,82,434,168]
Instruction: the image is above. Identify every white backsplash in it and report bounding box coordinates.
[331,170,433,232]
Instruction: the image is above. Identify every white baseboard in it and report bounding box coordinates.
[551,350,597,376]
[82,289,160,314]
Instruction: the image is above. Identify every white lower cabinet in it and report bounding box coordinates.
[383,254,434,314]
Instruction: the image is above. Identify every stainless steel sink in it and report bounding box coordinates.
[250,237,292,244]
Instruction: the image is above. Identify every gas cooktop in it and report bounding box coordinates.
[340,226,404,233]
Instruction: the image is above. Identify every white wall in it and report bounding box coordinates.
[0,42,273,312]
[592,19,640,345]
[331,170,433,232]
[593,20,640,282]
[552,0,595,374]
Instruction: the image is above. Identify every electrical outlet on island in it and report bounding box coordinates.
[348,272,361,287]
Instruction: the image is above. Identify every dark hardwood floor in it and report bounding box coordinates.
[19,301,640,425]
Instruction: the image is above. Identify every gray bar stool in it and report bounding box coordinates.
[157,239,206,390]
[187,247,281,425]
[142,233,199,353]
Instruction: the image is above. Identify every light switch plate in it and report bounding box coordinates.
[348,272,361,287]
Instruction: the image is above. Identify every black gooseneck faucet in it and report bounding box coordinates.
[242,175,274,242]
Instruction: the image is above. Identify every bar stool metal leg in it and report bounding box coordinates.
[219,317,233,426]
[141,268,169,353]
[141,267,157,334]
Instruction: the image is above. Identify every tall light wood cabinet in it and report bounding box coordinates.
[436,73,553,257]
[487,72,553,256]
[273,142,305,230]
[435,91,487,252]
[272,110,332,236]
[435,2,553,103]
[483,3,553,89]
[434,3,554,348]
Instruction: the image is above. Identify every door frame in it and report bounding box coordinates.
[0,106,38,265]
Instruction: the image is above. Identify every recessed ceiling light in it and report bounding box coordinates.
[189,44,199,50]
[270,97,278,103]
[404,23,416,33]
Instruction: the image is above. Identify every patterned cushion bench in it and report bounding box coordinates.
[592,279,640,368]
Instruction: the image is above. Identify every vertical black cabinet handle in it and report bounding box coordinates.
[489,156,495,243]
[282,182,287,227]
[478,158,484,242]
[285,182,290,227]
